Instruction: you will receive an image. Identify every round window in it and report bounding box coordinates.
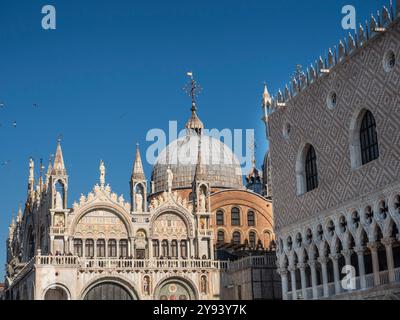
[283,122,291,140]
[327,91,337,110]
[383,50,396,72]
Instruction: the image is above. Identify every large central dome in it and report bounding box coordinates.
[151,132,243,194]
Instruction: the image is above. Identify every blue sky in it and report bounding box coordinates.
[0,0,389,276]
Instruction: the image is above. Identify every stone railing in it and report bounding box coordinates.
[287,267,400,300]
[227,255,276,272]
[35,255,228,271]
[50,227,65,235]
[199,229,214,237]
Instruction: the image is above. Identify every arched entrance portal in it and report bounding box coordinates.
[155,278,197,300]
[84,282,135,300]
[44,287,69,300]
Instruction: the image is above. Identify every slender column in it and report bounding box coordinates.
[116,239,120,258]
[278,268,289,300]
[318,257,329,297]
[341,249,353,267]
[382,238,395,283]
[367,242,380,286]
[82,239,86,257]
[105,240,108,258]
[297,263,307,300]
[50,236,54,255]
[308,260,318,299]
[329,253,341,295]
[355,246,366,289]
[94,239,97,258]
[288,265,297,300]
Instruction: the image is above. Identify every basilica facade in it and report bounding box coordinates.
[4,82,274,300]
[264,2,400,300]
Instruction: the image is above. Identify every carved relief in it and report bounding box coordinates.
[153,213,188,239]
[74,210,128,238]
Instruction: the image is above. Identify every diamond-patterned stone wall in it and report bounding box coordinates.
[269,19,400,231]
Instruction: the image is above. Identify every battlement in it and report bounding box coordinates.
[265,0,400,115]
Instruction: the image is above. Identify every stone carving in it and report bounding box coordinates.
[135,192,143,213]
[199,190,206,212]
[200,275,207,294]
[99,160,106,187]
[143,276,150,295]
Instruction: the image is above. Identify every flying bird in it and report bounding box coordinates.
[1,160,11,166]
[12,121,17,128]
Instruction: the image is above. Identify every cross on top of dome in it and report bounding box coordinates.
[183,72,204,134]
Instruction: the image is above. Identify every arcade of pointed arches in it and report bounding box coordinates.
[277,194,400,299]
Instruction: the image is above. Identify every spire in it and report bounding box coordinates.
[52,138,66,175]
[261,83,271,140]
[45,155,53,187]
[17,202,23,223]
[28,157,35,195]
[262,83,272,109]
[184,72,204,134]
[193,136,206,181]
[132,143,146,181]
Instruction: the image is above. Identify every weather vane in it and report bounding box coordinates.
[183,72,203,110]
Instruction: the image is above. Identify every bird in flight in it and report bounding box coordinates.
[1,160,11,166]
[12,121,17,128]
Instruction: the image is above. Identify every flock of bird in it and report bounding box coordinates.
[0,101,40,168]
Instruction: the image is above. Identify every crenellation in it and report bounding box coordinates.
[266,1,398,111]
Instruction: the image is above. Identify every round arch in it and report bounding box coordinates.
[153,276,198,300]
[149,207,194,239]
[43,283,71,300]
[80,276,139,300]
[70,204,134,238]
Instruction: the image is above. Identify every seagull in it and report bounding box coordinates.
[12,121,17,128]
[1,160,11,166]
[0,102,4,108]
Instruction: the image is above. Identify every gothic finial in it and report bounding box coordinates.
[132,143,145,181]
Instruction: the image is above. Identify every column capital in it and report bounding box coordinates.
[297,263,307,270]
[329,253,341,261]
[381,237,395,247]
[354,246,366,255]
[288,265,297,272]
[308,259,317,268]
[317,256,329,264]
[367,242,379,251]
[341,249,353,258]
[278,268,288,276]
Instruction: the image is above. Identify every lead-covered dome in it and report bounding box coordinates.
[151,132,243,194]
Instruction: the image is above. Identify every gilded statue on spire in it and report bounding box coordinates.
[99,160,106,187]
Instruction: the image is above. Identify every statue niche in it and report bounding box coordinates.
[54,181,65,209]
[134,184,145,213]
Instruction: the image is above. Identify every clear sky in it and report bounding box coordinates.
[0,0,390,277]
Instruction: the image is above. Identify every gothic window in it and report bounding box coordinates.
[161,240,169,257]
[247,211,255,226]
[171,240,178,258]
[305,145,318,192]
[74,239,83,257]
[119,239,128,258]
[108,239,117,257]
[85,239,94,258]
[249,231,256,247]
[180,240,188,258]
[216,210,224,226]
[217,230,225,244]
[231,207,241,226]
[97,239,106,257]
[153,240,160,258]
[27,228,35,259]
[232,231,241,245]
[360,111,379,165]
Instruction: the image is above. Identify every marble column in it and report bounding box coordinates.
[382,237,395,283]
[354,246,366,289]
[279,268,289,300]
[297,263,308,300]
[308,260,318,299]
[367,242,380,286]
[329,253,341,295]
[341,249,353,267]
[288,265,297,300]
[318,257,329,297]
